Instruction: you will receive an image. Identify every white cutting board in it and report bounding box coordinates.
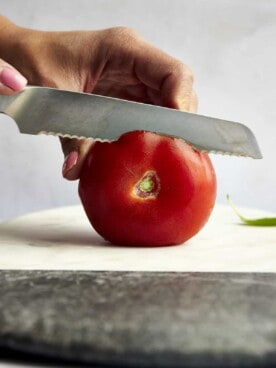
[0,204,275,272]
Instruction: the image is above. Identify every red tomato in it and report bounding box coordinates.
[79,131,217,246]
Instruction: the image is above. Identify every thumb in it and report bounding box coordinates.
[60,137,94,180]
[0,59,27,95]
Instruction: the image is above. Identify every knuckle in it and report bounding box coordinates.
[107,26,139,43]
[184,65,194,84]
[101,26,143,57]
[175,62,194,84]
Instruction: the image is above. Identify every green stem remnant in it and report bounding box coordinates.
[135,171,160,199]
[227,195,276,226]
[139,176,155,192]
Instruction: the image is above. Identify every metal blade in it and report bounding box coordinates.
[0,86,262,158]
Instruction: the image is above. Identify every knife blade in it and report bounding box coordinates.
[0,86,262,158]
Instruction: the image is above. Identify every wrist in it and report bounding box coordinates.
[0,16,25,60]
[0,16,43,81]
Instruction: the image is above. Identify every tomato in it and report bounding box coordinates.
[79,131,217,246]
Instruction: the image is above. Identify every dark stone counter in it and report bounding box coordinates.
[0,271,276,367]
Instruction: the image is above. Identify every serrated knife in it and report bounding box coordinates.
[0,86,262,158]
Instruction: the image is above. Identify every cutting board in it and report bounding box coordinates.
[0,205,276,367]
[0,204,275,271]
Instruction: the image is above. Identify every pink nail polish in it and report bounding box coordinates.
[0,67,27,91]
[62,151,79,176]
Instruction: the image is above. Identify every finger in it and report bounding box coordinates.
[189,90,198,113]
[134,44,194,111]
[60,137,94,181]
[0,59,27,95]
[160,66,194,111]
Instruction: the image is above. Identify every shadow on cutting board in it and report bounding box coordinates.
[0,222,107,247]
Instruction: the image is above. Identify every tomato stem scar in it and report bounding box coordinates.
[134,171,160,199]
[140,176,154,192]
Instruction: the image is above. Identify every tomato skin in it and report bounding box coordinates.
[79,131,217,246]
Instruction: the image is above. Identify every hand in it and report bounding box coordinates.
[0,58,27,95]
[0,19,197,180]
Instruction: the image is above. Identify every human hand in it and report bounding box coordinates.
[0,58,27,95]
[0,19,197,180]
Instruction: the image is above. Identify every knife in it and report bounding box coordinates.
[0,86,262,158]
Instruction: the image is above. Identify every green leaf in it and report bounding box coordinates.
[226,195,276,226]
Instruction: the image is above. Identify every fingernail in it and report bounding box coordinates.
[0,67,27,91]
[62,151,79,177]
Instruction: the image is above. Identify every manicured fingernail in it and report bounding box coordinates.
[0,67,27,91]
[62,151,79,177]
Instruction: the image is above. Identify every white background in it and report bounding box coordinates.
[0,0,275,221]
